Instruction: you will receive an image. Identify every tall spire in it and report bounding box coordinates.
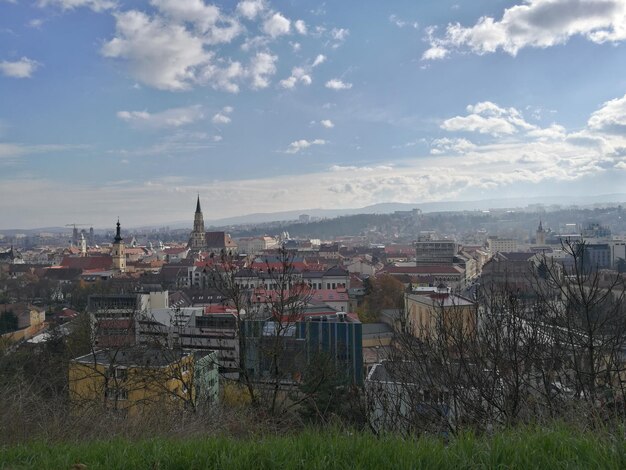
[538,220,543,232]
[196,194,202,214]
[114,218,123,243]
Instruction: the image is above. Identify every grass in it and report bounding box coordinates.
[2,426,626,469]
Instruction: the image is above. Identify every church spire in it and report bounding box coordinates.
[196,194,202,214]
[114,218,123,243]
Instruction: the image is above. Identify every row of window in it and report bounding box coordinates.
[105,387,128,400]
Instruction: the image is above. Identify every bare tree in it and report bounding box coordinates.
[532,240,626,415]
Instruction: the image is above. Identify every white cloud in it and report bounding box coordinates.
[236,0,265,20]
[285,138,326,154]
[150,0,241,43]
[330,28,349,41]
[212,135,223,142]
[329,164,393,172]
[320,119,334,128]
[325,78,352,90]
[327,27,349,48]
[279,76,297,89]
[247,51,277,89]
[0,57,40,78]
[117,105,205,129]
[103,5,282,92]
[279,54,325,90]
[211,106,234,124]
[290,41,301,52]
[389,14,418,29]
[263,12,290,38]
[0,143,83,160]
[212,113,231,124]
[588,93,626,134]
[38,0,116,12]
[422,45,448,60]
[294,19,307,35]
[441,101,536,136]
[102,10,212,91]
[280,66,311,89]
[28,18,46,29]
[312,54,326,67]
[527,124,567,140]
[430,137,476,154]
[423,0,626,60]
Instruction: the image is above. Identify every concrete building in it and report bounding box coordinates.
[89,291,168,348]
[236,236,278,255]
[414,236,458,265]
[242,314,363,385]
[145,307,239,376]
[487,237,518,254]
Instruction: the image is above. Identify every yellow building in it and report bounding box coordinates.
[0,303,46,343]
[405,291,477,342]
[69,347,218,416]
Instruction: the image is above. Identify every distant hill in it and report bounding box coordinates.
[204,193,626,227]
[2,193,624,233]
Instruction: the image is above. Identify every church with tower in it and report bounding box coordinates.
[190,196,206,250]
[188,196,238,255]
[536,220,546,246]
[111,219,126,273]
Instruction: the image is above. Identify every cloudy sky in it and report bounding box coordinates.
[2,0,626,229]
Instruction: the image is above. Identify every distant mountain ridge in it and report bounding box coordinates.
[2,193,624,233]
[204,193,626,227]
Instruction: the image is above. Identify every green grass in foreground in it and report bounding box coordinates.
[2,426,626,469]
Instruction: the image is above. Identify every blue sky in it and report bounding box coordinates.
[1,0,626,228]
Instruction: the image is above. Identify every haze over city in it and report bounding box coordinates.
[2,0,626,228]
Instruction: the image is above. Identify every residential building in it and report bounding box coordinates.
[69,347,219,416]
[405,290,477,341]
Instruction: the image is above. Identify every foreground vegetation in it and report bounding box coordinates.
[2,426,626,469]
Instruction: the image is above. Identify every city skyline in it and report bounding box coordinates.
[2,0,626,228]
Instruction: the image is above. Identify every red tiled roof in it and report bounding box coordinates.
[60,255,113,272]
[384,245,414,255]
[310,289,349,303]
[382,265,462,275]
[203,305,238,314]
[205,232,237,248]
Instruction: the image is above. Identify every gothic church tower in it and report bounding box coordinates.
[189,195,206,250]
[536,220,546,245]
[112,219,126,273]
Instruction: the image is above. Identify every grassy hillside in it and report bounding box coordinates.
[2,426,626,469]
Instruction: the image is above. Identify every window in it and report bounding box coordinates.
[115,368,128,381]
[105,387,128,400]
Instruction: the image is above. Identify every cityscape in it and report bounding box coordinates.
[2,0,626,467]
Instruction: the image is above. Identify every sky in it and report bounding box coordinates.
[1,0,626,229]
